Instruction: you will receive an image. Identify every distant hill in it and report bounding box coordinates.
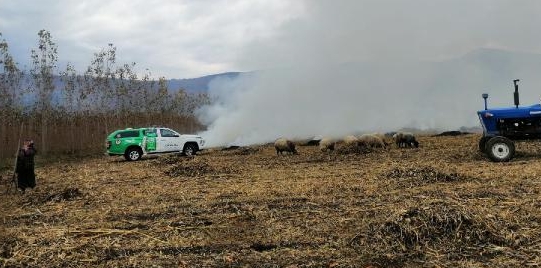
[167,72,242,93]
[167,48,541,98]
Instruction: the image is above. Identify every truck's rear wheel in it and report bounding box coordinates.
[485,136,515,162]
[125,147,143,161]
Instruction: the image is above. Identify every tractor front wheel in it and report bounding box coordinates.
[478,136,491,154]
[485,136,515,162]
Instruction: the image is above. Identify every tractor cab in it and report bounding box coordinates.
[477,79,541,161]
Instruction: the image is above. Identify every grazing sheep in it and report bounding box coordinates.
[343,135,359,146]
[402,132,419,148]
[358,134,386,148]
[274,138,298,155]
[372,133,390,147]
[393,132,419,148]
[392,132,404,147]
[319,137,336,151]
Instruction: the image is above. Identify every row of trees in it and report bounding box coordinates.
[0,30,209,166]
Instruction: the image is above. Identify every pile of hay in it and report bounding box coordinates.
[336,143,373,155]
[0,230,19,261]
[353,201,512,265]
[44,187,82,202]
[164,160,214,177]
[219,146,261,155]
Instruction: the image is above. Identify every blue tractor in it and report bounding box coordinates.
[477,79,541,162]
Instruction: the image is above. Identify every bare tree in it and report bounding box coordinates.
[0,32,23,112]
[59,62,79,153]
[151,77,169,114]
[30,30,58,154]
[0,32,24,160]
[139,68,156,114]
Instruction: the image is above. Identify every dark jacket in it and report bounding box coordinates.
[16,147,37,189]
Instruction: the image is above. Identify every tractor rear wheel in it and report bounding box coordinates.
[478,136,491,153]
[485,136,515,162]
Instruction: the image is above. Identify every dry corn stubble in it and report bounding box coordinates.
[1,134,541,267]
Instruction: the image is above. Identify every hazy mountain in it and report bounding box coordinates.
[167,72,242,93]
[177,48,541,99]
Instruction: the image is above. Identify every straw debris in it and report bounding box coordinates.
[163,157,237,177]
[336,143,373,155]
[385,166,472,187]
[44,187,82,202]
[354,201,512,264]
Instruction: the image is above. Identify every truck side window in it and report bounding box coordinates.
[144,129,157,136]
[160,129,178,137]
[117,130,139,138]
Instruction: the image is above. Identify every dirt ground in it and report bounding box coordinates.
[1,134,541,267]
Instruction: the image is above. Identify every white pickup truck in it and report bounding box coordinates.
[106,127,205,161]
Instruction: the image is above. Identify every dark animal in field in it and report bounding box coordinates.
[393,132,419,148]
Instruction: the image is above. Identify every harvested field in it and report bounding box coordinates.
[1,134,541,267]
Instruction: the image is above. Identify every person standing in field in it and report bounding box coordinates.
[16,139,37,193]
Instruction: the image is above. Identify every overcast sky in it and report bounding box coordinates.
[1,0,541,79]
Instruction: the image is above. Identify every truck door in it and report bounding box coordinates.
[157,128,181,152]
[143,129,157,152]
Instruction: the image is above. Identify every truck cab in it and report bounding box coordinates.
[152,127,204,155]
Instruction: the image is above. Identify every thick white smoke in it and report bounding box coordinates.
[196,0,541,147]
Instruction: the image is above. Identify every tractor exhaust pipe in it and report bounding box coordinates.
[514,79,520,108]
[482,93,489,110]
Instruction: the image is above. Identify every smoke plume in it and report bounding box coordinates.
[197,0,541,147]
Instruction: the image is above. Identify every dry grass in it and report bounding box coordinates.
[1,134,541,267]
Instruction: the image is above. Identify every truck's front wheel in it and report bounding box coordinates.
[183,143,197,156]
[485,136,515,162]
[125,147,143,161]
